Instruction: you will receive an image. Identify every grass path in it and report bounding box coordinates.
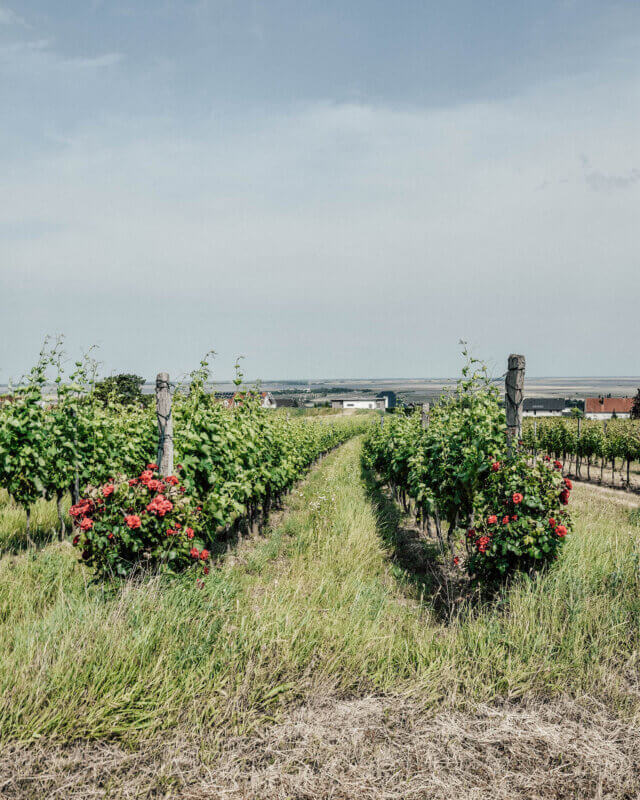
[2,436,640,747]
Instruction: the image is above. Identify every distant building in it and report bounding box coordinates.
[522,398,585,417]
[377,390,397,409]
[523,398,568,417]
[331,396,387,411]
[216,391,276,409]
[584,397,633,419]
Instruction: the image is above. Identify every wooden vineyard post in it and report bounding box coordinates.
[533,417,537,462]
[505,354,525,455]
[576,416,582,477]
[156,372,173,477]
[421,402,430,430]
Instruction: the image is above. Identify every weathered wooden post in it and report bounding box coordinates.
[576,416,582,477]
[533,417,538,462]
[505,354,525,454]
[156,372,173,477]
[421,402,430,430]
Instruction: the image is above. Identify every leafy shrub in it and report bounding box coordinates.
[71,464,208,579]
[468,454,572,584]
[363,351,573,589]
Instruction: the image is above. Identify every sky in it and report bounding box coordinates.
[1,0,639,382]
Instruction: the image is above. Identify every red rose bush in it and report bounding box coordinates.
[467,454,572,585]
[71,464,208,579]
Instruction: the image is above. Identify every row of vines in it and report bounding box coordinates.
[362,355,572,587]
[522,417,640,486]
[0,344,368,578]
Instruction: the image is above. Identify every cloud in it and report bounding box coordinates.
[0,5,25,25]
[585,167,640,192]
[61,52,124,69]
[1,28,639,378]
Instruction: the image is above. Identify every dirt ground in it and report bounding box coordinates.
[2,696,639,800]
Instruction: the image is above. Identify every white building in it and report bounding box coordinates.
[330,396,387,410]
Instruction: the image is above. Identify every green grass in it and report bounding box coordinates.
[0,489,68,554]
[1,437,639,745]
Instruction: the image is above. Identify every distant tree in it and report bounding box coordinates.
[94,374,146,407]
[569,406,584,419]
[631,389,640,420]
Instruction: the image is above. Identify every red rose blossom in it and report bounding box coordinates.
[487,515,498,525]
[146,494,173,517]
[564,478,573,490]
[502,515,510,525]
[549,517,557,528]
[491,461,500,472]
[200,549,210,560]
[102,484,114,498]
[512,492,523,504]
[124,514,141,530]
[190,547,199,559]
[79,517,93,531]
[555,524,568,537]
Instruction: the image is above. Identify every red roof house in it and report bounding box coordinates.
[585,397,634,416]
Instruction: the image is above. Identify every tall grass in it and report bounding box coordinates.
[0,489,67,553]
[1,437,639,745]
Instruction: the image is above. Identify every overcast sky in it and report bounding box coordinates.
[1,1,639,382]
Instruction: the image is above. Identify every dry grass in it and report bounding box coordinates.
[2,696,639,799]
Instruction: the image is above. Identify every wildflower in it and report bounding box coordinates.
[512,492,523,504]
[487,515,498,525]
[453,557,460,566]
[124,514,141,530]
